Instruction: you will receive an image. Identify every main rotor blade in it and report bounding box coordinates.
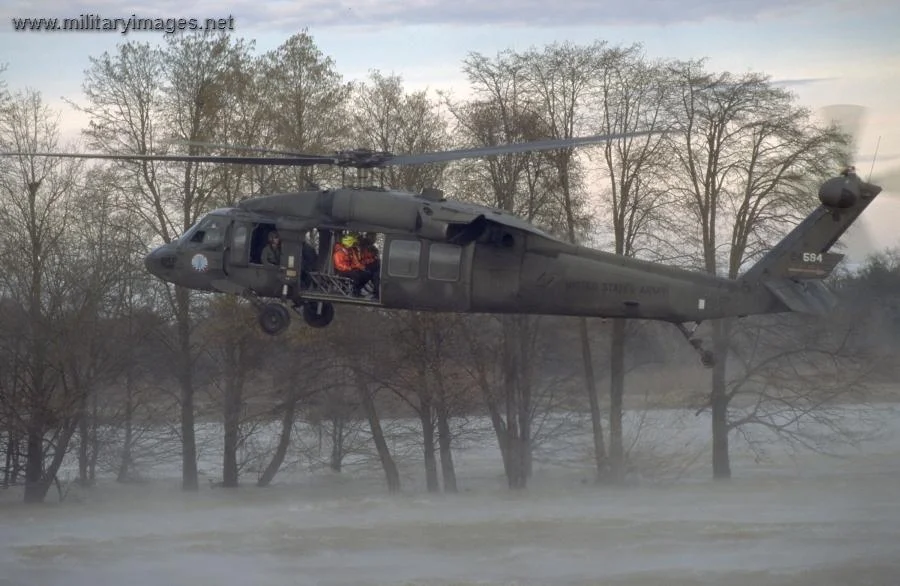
[0,151,337,166]
[384,130,656,166]
[167,140,310,157]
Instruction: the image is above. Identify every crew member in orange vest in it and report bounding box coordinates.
[333,232,377,298]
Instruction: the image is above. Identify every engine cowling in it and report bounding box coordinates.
[818,172,860,209]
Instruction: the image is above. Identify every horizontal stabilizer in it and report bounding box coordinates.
[764,278,838,316]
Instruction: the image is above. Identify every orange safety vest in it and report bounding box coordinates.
[359,245,378,267]
[333,243,364,272]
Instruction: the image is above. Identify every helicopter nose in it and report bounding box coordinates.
[144,245,175,280]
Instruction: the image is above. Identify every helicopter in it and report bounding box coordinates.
[1,133,884,368]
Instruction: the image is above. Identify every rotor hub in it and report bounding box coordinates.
[332,149,394,168]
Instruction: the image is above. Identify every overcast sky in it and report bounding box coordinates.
[1,0,898,258]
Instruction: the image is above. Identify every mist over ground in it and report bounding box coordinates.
[2,405,898,586]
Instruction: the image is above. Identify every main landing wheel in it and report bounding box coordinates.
[258,302,291,336]
[302,301,334,328]
[700,350,715,369]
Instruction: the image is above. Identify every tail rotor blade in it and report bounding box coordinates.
[872,166,900,194]
[819,104,868,164]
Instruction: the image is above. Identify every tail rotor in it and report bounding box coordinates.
[818,104,899,263]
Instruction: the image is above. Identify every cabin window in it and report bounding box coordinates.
[428,243,462,282]
[388,239,421,278]
[230,224,248,263]
[232,224,247,249]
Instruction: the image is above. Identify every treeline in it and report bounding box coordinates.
[0,31,897,504]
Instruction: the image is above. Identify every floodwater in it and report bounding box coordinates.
[1,406,899,586]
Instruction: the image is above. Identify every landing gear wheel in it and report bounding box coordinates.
[675,321,715,369]
[302,301,334,328]
[258,302,290,336]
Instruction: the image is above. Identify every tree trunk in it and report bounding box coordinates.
[23,420,44,503]
[25,418,77,503]
[355,373,400,493]
[504,390,527,489]
[257,399,296,487]
[329,417,343,472]
[711,319,731,479]
[420,400,439,492]
[519,384,532,481]
[117,378,134,483]
[436,402,457,493]
[222,339,241,488]
[578,318,607,482]
[609,318,626,484]
[4,430,15,487]
[501,317,529,490]
[505,429,527,489]
[77,394,90,485]
[485,397,510,479]
[88,393,99,483]
[176,286,198,491]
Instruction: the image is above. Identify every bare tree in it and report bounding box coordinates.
[665,59,847,478]
[379,312,470,492]
[303,383,366,473]
[199,296,267,487]
[723,312,879,458]
[445,51,562,488]
[0,89,84,502]
[62,169,142,486]
[74,32,254,491]
[518,40,609,481]
[349,70,459,490]
[590,45,675,483]
[350,70,449,190]
[324,308,403,493]
[255,328,331,488]
[0,295,28,487]
[257,30,352,190]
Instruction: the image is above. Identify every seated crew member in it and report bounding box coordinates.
[332,232,375,297]
[358,233,381,296]
[263,230,281,265]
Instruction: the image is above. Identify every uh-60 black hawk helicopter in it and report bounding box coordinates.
[2,131,884,368]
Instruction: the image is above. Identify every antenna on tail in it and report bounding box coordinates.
[867,135,881,181]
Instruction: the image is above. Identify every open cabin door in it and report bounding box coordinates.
[381,235,472,312]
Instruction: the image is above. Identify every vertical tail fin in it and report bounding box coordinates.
[742,171,882,282]
[740,171,882,316]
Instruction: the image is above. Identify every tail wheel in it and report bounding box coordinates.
[258,302,290,336]
[302,301,334,328]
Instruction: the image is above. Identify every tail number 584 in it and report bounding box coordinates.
[802,252,823,263]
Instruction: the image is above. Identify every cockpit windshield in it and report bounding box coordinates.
[177,214,226,246]
[177,214,207,244]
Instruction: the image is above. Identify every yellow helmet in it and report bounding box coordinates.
[341,232,359,247]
